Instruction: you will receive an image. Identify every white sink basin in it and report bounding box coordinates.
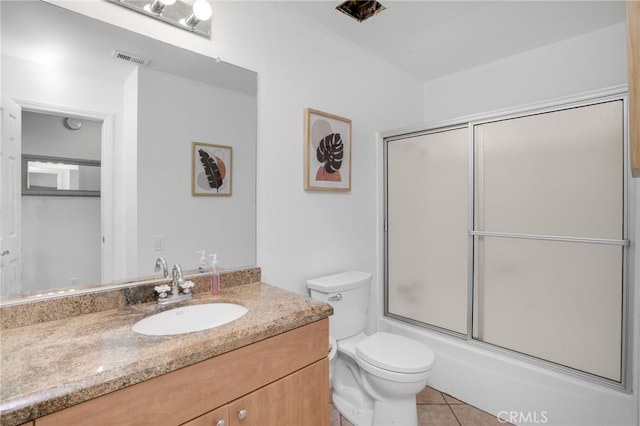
[132,303,248,336]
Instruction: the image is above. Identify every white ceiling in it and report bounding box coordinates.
[1,1,626,90]
[287,0,627,82]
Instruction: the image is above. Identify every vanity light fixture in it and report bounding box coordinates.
[145,0,176,15]
[107,0,213,38]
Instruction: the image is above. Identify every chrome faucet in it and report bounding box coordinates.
[153,262,193,305]
[171,264,184,296]
[154,257,169,278]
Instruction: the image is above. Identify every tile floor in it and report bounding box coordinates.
[329,386,511,426]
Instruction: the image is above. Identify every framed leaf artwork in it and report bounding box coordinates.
[192,142,232,196]
[304,108,352,191]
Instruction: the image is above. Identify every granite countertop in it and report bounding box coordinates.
[0,282,332,426]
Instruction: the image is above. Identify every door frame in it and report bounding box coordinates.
[13,98,115,285]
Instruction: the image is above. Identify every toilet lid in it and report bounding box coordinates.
[355,332,434,374]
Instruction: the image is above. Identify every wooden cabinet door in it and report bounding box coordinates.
[228,359,328,426]
[181,405,228,426]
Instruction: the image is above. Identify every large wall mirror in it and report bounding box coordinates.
[0,0,257,303]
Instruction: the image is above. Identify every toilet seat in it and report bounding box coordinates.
[356,332,434,374]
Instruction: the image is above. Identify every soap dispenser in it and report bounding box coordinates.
[196,250,208,273]
[209,254,220,295]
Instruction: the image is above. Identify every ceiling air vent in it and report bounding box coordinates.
[111,50,151,67]
[336,0,385,22]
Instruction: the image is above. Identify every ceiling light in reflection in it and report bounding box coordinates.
[181,0,212,28]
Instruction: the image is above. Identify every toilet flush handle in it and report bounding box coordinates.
[328,293,342,301]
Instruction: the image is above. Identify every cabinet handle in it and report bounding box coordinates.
[216,420,226,426]
[237,409,248,420]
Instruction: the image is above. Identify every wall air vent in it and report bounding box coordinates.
[336,0,385,22]
[111,50,151,67]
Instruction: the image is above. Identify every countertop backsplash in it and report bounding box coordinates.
[0,267,261,330]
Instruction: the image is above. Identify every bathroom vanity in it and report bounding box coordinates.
[0,268,332,426]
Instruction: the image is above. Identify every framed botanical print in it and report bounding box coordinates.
[192,142,232,196]
[304,108,352,191]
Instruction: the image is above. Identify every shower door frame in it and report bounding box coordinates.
[383,87,632,391]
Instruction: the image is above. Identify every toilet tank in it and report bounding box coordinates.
[307,271,372,340]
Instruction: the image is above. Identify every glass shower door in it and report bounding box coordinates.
[472,100,625,381]
[386,127,469,335]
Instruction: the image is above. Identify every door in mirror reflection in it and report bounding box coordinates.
[0,96,21,297]
[20,111,103,294]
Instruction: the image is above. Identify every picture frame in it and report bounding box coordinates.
[304,108,352,191]
[191,142,232,196]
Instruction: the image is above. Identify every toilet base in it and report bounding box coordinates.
[372,397,418,426]
[332,391,419,426]
[331,352,421,426]
[333,392,372,426]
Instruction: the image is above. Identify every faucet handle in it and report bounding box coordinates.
[181,280,194,294]
[154,284,171,299]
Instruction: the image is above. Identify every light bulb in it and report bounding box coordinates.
[181,0,212,28]
[192,0,212,21]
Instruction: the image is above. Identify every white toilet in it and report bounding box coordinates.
[307,271,435,426]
